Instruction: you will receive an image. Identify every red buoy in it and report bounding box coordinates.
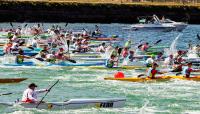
[114,72,124,78]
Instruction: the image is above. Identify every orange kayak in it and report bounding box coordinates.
[0,78,27,83]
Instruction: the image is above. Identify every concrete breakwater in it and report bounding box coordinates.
[0,1,200,23]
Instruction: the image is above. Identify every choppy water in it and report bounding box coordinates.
[0,23,200,114]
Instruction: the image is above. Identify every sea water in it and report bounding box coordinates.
[0,23,200,114]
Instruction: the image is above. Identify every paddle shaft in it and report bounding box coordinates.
[36,80,59,108]
[138,39,162,49]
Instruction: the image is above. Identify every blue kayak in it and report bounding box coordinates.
[3,61,104,67]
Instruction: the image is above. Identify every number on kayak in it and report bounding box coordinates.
[100,102,113,108]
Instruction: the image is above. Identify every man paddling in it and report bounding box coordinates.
[182,62,200,78]
[146,62,166,79]
[22,83,49,103]
[16,49,32,64]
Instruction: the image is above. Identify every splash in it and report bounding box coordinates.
[169,34,182,55]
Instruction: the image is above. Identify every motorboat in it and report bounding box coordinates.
[128,15,187,32]
[161,18,187,32]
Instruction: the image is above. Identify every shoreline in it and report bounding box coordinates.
[0,1,200,23]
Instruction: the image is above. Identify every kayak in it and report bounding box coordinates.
[90,38,123,41]
[104,76,200,82]
[0,78,27,83]
[1,98,126,110]
[78,58,106,61]
[89,66,143,70]
[3,61,105,67]
[71,54,102,58]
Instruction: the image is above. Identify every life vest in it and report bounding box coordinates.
[22,98,33,103]
[147,68,157,79]
[16,55,24,64]
[22,93,34,103]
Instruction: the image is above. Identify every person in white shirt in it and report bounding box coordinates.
[164,54,174,66]
[11,33,19,43]
[97,43,106,53]
[146,56,155,67]
[22,83,49,103]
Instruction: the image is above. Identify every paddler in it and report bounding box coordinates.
[182,62,200,78]
[97,42,106,53]
[4,39,13,54]
[146,62,166,79]
[122,47,129,59]
[55,48,69,60]
[145,55,155,67]
[105,55,117,68]
[141,42,149,51]
[16,49,31,64]
[124,40,132,49]
[46,51,56,63]
[164,54,174,66]
[111,46,119,57]
[22,83,49,103]
[35,46,49,61]
[155,52,164,61]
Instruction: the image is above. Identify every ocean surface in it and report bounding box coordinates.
[0,23,200,114]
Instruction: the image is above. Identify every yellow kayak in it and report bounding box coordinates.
[104,76,200,82]
[89,66,143,70]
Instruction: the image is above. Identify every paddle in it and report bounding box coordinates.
[197,34,200,40]
[137,74,145,78]
[24,24,28,28]
[175,72,182,76]
[0,92,12,96]
[138,39,162,49]
[67,59,76,63]
[65,23,68,27]
[36,80,59,108]
[10,22,14,29]
[148,39,162,48]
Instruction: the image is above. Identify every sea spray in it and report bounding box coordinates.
[169,33,182,55]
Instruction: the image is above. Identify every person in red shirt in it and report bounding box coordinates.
[146,63,165,79]
[182,62,200,78]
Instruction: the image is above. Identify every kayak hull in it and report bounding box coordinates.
[89,66,143,70]
[104,76,200,82]
[15,98,126,110]
[0,78,27,83]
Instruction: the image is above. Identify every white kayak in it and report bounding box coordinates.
[1,98,126,110]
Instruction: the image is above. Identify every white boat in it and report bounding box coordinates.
[1,98,126,110]
[129,15,187,32]
[131,23,175,32]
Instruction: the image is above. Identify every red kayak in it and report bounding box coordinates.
[90,37,123,41]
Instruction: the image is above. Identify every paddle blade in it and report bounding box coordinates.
[68,59,76,63]
[65,23,68,27]
[10,22,13,28]
[24,24,28,28]
[137,74,145,77]
[154,39,162,45]
[138,44,143,49]
[197,34,200,40]
[0,92,12,96]
[176,72,182,76]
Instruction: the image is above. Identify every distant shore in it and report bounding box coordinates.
[0,1,200,23]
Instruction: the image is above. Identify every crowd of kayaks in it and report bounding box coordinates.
[1,20,200,111]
